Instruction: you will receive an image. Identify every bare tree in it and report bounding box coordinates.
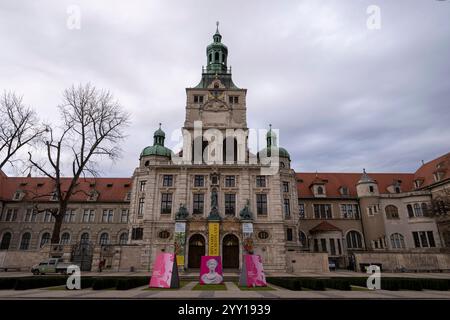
[29,83,129,243]
[0,91,44,170]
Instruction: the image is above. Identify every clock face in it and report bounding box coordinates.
[209,90,224,100]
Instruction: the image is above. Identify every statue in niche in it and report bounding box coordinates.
[239,199,253,220]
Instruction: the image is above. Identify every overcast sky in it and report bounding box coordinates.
[1,0,449,177]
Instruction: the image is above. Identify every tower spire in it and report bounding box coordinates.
[216,21,220,34]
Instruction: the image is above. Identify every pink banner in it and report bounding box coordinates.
[199,256,223,284]
[149,253,175,288]
[245,254,267,287]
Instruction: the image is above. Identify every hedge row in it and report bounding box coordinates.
[0,276,150,290]
[266,277,450,291]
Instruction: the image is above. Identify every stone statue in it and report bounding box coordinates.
[211,189,218,208]
[239,199,253,220]
[175,203,189,220]
[208,189,221,220]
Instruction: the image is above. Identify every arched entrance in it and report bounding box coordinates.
[222,234,239,269]
[188,234,205,268]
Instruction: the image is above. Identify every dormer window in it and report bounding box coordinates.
[87,190,98,202]
[395,187,401,193]
[37,183,44,188]
[340,186,349,196]
[50,192,58,201]
[414,179,423,189]
[106,183,113,188]
[317,186,324,195]
[13,191,22,201]
[125,192,131,201]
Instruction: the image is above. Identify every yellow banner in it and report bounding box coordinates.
[208,222,220,256]
[176,255,184,266]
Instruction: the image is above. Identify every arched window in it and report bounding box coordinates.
[390,233,405,249]
[0,232,12,250]
[60,232,71,245]
[214,52,219,62]
[413,203,422,217]
[20,232,31,250]
[80,232,90,244]
[407,204,414,218]
[40,232,51,248]
[298,231,307,248]
[119,232,128,245]
[99,233,109,245]
[385,205,399,219]
[208,53,212,64]
[317,186,324,195]
[346,231,363,249]
[421,203,428,216]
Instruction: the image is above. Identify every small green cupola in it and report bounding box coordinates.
[257,124,291,160]
[206,21,228,74]
[140,124,172,158]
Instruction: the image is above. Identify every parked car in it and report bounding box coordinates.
[31,258,75,275]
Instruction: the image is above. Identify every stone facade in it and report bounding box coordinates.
[0,28,449,274]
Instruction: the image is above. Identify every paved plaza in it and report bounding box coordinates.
[1,271,450,299]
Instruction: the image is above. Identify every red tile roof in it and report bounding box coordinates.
[414,152,449,189]
[296,172,415,197]
[0,175,132,203]
[310,221,342,233]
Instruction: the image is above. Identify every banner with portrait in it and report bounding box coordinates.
[199,256,223,285]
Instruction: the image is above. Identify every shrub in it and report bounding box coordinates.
[0,278,18,290]
[14,276,68,290]
[420,279,449,291]
[324,279,351,291]
[116,277,149,290]
[266,277,301,290]
[92,277,120,290]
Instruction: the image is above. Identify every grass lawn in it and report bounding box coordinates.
[234,282,276,291]
[192,283,227,291]
[143,280,189,291]
[351,285,371,291]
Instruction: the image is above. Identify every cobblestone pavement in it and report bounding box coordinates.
[0,281,449,299]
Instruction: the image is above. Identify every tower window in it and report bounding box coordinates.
[369,186,374,193]
[193,95,204,104]
[215,52,219,62]
[228,96,239,104]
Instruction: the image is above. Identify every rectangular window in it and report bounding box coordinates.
[161,193,172,214]
[256,176,266,188]
[286,228,293,241]
[43,210,52,223]
[419,231,429,247]
[131,227,143,240]
[299,203,305,219]
[193,193,204,214]
[138,198,145,216]
[24,209,32,222]
[412,232,421,248]
[320,238,327,252]
[314,239,319,252]
[194,175,204,187]
[163,175,173,187]
[340,204,359,219]
[225,175,236,187]
[282,182,289,193]
[121,209,129,223]
[337,239,342,255]
[139,181,146,192]
[313,204,332,219]
[102,209,113,223]
[427,231,436,247]
[228,96,239,104]
[6,209,18,222]
[283,198,290,218]
[224,194,236,216]
[330,239,336,256]
[82,209,95,223]
[64,210,76,223]
[256,194,268,215]
[194,95,204,104]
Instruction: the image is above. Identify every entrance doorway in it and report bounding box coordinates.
[188,234,205,268]
[222,234,239,269]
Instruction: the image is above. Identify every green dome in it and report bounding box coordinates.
[140,145,172,158]
[257,147,290,160]
[266,129,277,139]
[154,127,165,138]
